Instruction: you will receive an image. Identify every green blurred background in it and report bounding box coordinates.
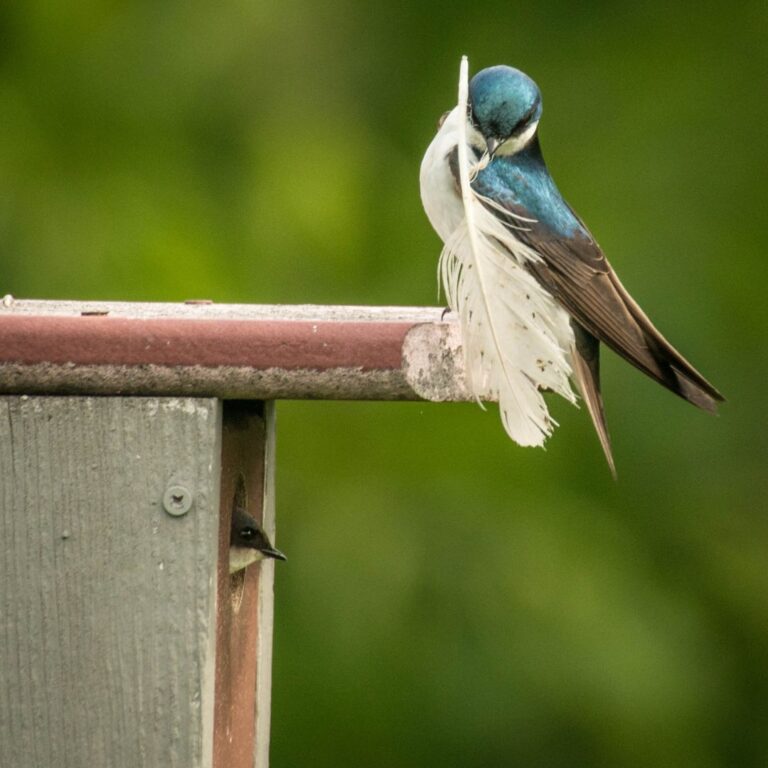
[2,2,767,765]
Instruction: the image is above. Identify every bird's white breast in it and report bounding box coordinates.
[419,107,466,242]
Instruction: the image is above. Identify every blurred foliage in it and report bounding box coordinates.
[2,2,767,765]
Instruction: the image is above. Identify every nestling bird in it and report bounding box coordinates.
[230,506,285,573]
[420,60,723,476]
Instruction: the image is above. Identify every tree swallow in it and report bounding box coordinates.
[420,60,723,475]
[230,506,286,573]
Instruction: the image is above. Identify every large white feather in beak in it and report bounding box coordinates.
[420,56,576,447]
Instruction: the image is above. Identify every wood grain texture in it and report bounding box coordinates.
[213,401,277,768]
[0,396,222,768]
[0,299,446,321]
[255,401,277,768]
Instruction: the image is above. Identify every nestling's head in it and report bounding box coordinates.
[230,506,286,561]
[468,65,542,157]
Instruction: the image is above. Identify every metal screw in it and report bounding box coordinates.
[163,485,193,517]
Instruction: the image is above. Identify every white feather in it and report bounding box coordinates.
[420,57,577,447]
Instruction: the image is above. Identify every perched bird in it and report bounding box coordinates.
[420,60,723,475]
[230,506,285,573]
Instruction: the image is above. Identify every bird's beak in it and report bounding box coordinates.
[485,136,501,159]
[260,546,287,562]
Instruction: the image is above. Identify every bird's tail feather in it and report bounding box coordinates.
[571,324,616,479]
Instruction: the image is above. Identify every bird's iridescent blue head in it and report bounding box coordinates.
[469,66,542,157]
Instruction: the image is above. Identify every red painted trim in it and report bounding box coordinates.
[0,316,414,371]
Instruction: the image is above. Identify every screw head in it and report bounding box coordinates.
[163,485,193,517]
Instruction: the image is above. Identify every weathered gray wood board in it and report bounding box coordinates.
[0,396,222,768]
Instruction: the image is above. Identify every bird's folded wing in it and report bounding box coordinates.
[468,177,724,411]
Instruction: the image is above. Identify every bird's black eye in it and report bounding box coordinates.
[240,526,256,539]
[511,101,538,135]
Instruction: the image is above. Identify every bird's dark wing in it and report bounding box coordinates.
[468,170,724,412]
